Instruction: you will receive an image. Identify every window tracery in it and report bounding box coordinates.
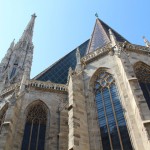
[21,101,47,150]
[94,71,133,150]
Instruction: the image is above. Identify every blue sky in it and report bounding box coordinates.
[0,0,150,78]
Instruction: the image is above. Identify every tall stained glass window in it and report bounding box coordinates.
[21,101,47,150]
[94,71,133,150]
[134,62,150,109]
[0,103,8,133]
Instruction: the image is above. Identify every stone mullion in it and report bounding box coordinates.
[108,86,124,150]
[101,89,113,150]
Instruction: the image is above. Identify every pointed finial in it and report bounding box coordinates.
[10,39,15,49]
[109,29,115,37]
[32,13,37,18]
[109,29,116,47]
[69,67,73,75]
[76,47,80,55]
[75,48,82,72]
[20,14,37,42]
[143,36,150,47]
[95,13,99,18]
[76,47,81,65]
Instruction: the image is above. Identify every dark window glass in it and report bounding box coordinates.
[95,72,133,150]
[10,67,17,79]
[139,82,150,109]
[110,84,132,150]
[21,101,47,150]
[21,123,31,150]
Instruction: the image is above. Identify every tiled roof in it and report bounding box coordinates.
[33,40,89,84]
[86,18,129,54]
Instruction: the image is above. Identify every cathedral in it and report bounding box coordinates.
[0,14,150,150]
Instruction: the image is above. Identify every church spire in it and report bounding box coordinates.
[20,13,36,43]
[0,14,36,89]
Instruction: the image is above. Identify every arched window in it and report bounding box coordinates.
[10,59,19,79]
[134,62,150,109]
[94,71,133,150]
[0,103,8,133]
[21,101,47,150]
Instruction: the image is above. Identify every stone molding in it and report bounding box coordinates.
[81,42,150,65]
[28,80,68,93]
[81,43,112,65]
[0,80,68,97]
[125,43,150,54]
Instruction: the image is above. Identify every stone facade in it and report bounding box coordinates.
[0,15,150,150]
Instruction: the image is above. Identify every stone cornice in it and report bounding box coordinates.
[81,42,150,65]
[0,80,68,97]
[28,80,68,94]
[81,43,112,65]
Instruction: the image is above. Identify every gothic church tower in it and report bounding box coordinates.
[0,14,36,92]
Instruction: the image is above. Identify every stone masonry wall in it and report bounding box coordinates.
[0,80,69,150]
[83,52,149,150]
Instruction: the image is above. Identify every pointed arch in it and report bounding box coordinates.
[10,58,19,79]
[89,67,110,88]
[133,61,150,109]
[0,103,9,133]
[21,100,49,150]
[90,68,133,150]
[24,100,49,116]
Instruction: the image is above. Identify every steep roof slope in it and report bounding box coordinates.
[34,18,129,84]
[86,18,129,54]
[33,40,89,84]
